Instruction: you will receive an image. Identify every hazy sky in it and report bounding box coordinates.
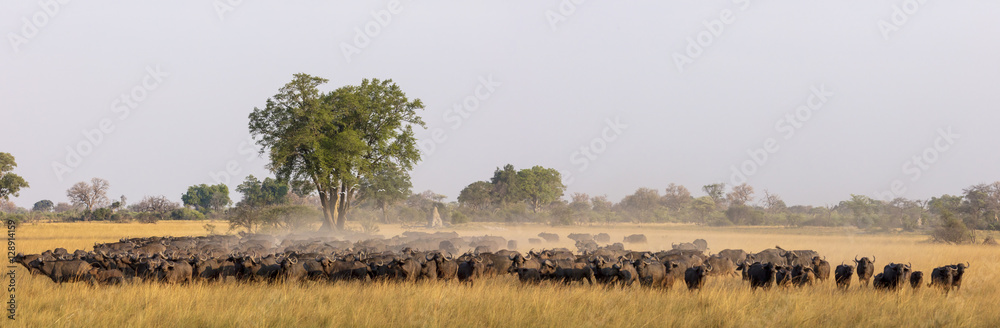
[2,1,999,209]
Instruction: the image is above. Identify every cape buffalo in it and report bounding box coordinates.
[457,258,484,284]
[623,234,647,244]
[775,246,819,267]
[747,262,777,290]
[37,259,92,283]
[877,262,911,291]
[811,256,830,282]
[716,249,748,265]
[704,255,736,277]
[684,264,711,290]
[775,266,793,287]
[929,266,959,294]
[910,271,923,289]
[634,259,670,289]
[946,263,969,290]
[88,266,125,285]
[792,267,816,287]
[537,233,560,243]
[835,263,854,289]
[157,260,193,284]
[854,256,876,287]
[749,249,787,266]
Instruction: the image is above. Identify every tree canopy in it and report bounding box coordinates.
[249,74,425,231]
[0,152,29,200]
[181,183,231,213]
[66,178,110,212]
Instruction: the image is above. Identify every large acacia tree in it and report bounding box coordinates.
[249,74,424,231]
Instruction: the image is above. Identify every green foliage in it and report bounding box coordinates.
[0,152,29,200]
[514,166,565,213]
[702,183,726,206]
[171,208,206,220]
[451,210,469,224]
[358,162,412,222]
[88,208,113,221]
[236,175,289,207]
[489,164,519,206]
[182,184,231,213]
[227,204,320,233]
[249,74,425,231]
[458,181,492,210]
[933,210,973,244]
[32,199,54,212]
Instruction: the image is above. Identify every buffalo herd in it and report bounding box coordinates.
[12,233,969,294]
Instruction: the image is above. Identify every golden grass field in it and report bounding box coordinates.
[6,220,1000,328]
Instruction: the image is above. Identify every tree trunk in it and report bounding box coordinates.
[318,190,336,232]
[336,183,351,230]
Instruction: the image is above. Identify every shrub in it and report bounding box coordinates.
[932,211,973,244]
[171,208,206,220]
[451,211,469,224]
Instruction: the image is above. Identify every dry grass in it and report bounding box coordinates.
[6,221,999,327]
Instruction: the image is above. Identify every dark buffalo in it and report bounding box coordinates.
[774,265,793,287]
[634,259,670,289]
[704,255,735,277]
[37,259,92,283]
[623,234,647,244]
[835,263,854,289]
[321,257,370,281]
[811,256,830,282]
[157,260,193,284]
[775,246,819,267]
[716,249,748,265]
[910,271,923,289]
[537,233,560,243]
[749,249,787,266]
[736,260,752,281]
[390,257,422,282]
[872,273,888,289]
[434,254,459,281]
[87,264,125,285]
[457,258,484,284]
[945,263,969,290]
[684,264,711,290]
[929,266,959,294]
[747,262,777,290]
[875,263,911,291]
[594,233,611,243]
[545,260,594,285]
[854,256,876,287]
[792,267,816,287]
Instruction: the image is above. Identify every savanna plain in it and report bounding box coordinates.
[7,221,999,328]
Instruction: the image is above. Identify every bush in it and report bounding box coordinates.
[451,211,469,224]
[136,212,160,224]
[932,211,973,244]
[171,208,206,220]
